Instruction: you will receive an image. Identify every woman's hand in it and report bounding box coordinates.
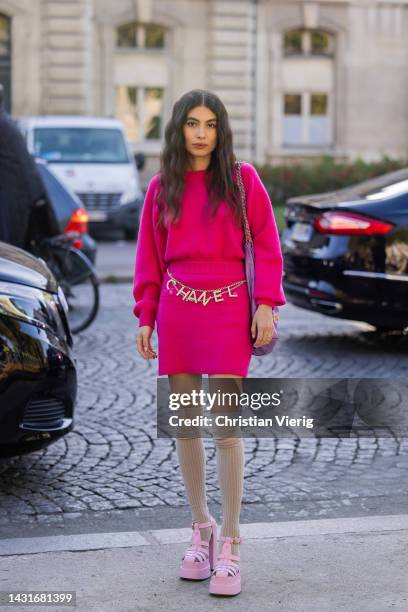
[136,325,157,360]
[251,305,275,347]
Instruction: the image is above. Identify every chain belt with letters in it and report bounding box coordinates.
[165,268,246,306]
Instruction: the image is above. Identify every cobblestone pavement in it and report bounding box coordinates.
[1,284,407,535]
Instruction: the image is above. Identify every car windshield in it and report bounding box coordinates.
[36,163,77,221]
[33,127,130,164]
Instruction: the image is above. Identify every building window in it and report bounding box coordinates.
[283,30,303,55]
[117,23,138,48]
[117,22,165,49]
[144,87,163,139]
[116,86,164,142]
[145,24,165,49]
[283,94,303,145]
[0,13,11,112]
[283,28,334,57]
[310,31,332,55]
[283,92,330,146]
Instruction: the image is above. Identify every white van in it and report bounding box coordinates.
[18,116,145,238]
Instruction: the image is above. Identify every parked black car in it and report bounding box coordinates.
[281,168,408,332]
[0,242,77,457]
[35,158,97,264]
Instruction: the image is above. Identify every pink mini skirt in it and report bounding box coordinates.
[156,260,252,376]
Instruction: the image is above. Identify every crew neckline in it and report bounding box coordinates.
[186,168,207,174]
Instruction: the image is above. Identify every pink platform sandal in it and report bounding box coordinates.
[179,517,218,580]
[209,535,243,596]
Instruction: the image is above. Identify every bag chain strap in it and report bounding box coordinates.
[236,161,280,321]
[235,160,252,244]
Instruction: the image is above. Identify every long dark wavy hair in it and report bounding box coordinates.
[156,89,242,228]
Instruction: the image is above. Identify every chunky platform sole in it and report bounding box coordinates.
[179,561,212,580]
[209,573,241,596]
[208,535,242,596]
[179,517,218,581]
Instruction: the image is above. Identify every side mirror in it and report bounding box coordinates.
[134,152,145,170]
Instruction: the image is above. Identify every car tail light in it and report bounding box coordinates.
[64,208,89,248]
[314,211,394,235]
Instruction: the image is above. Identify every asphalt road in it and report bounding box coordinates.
[94,239,137,280]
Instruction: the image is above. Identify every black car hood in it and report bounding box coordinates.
[287,187,365,207]
[0,242,58,293]
[287,168,408,208]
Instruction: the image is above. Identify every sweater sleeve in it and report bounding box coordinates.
[132,175,164,328]
[241,163,286,308]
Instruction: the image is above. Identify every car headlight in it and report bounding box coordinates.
[119,185,140,206]
[0,281,66,338]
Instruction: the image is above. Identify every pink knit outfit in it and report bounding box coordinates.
[132,162,285,376]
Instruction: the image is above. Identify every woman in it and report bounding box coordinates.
[133,89,285,596]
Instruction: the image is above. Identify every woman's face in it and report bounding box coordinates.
[183,105,217,163]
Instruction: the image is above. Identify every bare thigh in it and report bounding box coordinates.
[168,374,203,438]
[168,373,203,394]
[208,375,244,438]
[208,375,244,404]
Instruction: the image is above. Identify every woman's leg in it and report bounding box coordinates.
[208,374,245,557]
[169,373,212,543]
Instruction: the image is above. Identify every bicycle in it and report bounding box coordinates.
[32,232,100,334]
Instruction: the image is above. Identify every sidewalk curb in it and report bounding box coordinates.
[1,514,407,557]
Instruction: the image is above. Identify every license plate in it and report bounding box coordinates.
[291,222,313,242]
[88,210,108,221]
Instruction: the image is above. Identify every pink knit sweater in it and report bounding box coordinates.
[133,162,286,328]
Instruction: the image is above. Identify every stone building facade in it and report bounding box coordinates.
[1,0,408,175]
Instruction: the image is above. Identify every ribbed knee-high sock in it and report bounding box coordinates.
[214,436,245,557]
[176,437,212,543]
